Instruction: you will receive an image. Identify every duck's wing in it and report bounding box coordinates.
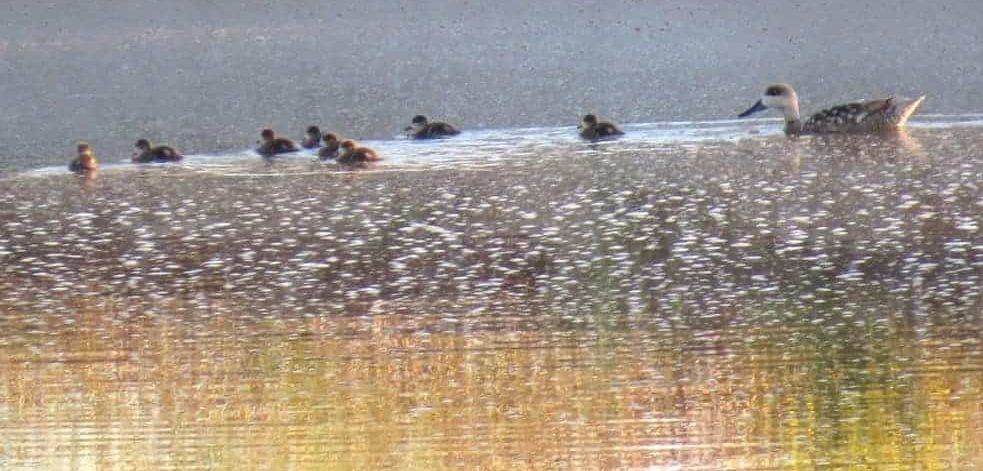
[804,101,874,132]
[274,138,300,152]
[154,146,182,161]
[420,123,458,137]
[435,122,460,135]
[805,96,924,133]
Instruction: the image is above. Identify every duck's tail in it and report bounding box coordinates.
[893,95,926,126]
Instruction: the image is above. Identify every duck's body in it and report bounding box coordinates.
[69,142,98,173]
[318,132,342,161]
[133,139,183,163]
[405,115,460,139]
[739,84,925,135]
[337,140,381,166]
[301,126,322,149]
[257,129,300,156]
[578,114,624,140]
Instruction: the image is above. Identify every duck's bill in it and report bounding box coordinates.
[738,100,767,118]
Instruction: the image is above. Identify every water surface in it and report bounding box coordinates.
[0,121,980,469]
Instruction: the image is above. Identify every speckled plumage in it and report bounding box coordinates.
[800,97,924,134]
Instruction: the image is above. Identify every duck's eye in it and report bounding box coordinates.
[765,86,783,96]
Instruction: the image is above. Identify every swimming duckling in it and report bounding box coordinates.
[69,142,98,173]
[337,139,381,166]
[578,114,624,140]
[256,128,300,156]
[318,132,342,161]
[301,125,322,149]
[405,115,460,139]
[738,83,926,135]
[132,139,183,163]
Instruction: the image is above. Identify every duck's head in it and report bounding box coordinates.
[323,132,338,143]
[306,125,321,137]
[409,115,428,131]
[581,114,598,127]
[260,128,275,142]
[739,83,799,118]
[77,141,92,155]
[134,139,151,151]
[340,139,356,151]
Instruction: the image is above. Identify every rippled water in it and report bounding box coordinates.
[0,120,980,469]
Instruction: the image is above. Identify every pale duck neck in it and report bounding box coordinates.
[783,99,803,135]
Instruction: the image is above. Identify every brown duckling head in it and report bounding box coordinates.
[135,138,152,151]
[340,139,356,151]
[582,114,599,126]
[260,128,276,142]
[74,141,97,169]
[322,132,339,143]
[77,141,93,154]
[306,125,321,137]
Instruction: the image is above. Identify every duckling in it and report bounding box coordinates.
[405,115,460,139]
[318,132,342,161]
[337,139,381,166]
[578,114,624,140]
[68,141,98,173]
[132,139,183,163]
[256,128,300,156]
[301,125,322,149]
[738,83,926,135]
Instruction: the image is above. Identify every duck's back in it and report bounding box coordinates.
[580,122,624,140]
[151,146,183,162]
[803,96,925,134]
[415,122,459,139]
[258,138,299,156]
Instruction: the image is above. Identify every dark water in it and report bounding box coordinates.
[0,122,980,469]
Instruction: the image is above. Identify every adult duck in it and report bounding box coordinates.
[738,83,925,135]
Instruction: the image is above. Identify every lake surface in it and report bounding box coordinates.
[0,121,980,469]
[4,0,983,171]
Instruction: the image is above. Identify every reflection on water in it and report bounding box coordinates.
[0,124,980,469]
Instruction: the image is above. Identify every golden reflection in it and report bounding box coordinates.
[0,300,978,470]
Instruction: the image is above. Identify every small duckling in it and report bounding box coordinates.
[337,139,381,166]
[68,141,98,173]
[132,139,183,163]
[318,132,342,161]
[405,115,460,139]
[256,128,300,156]
[301,125,322,149]
[578,114,624,140]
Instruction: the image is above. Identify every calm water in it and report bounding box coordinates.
[0,121,980,469]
